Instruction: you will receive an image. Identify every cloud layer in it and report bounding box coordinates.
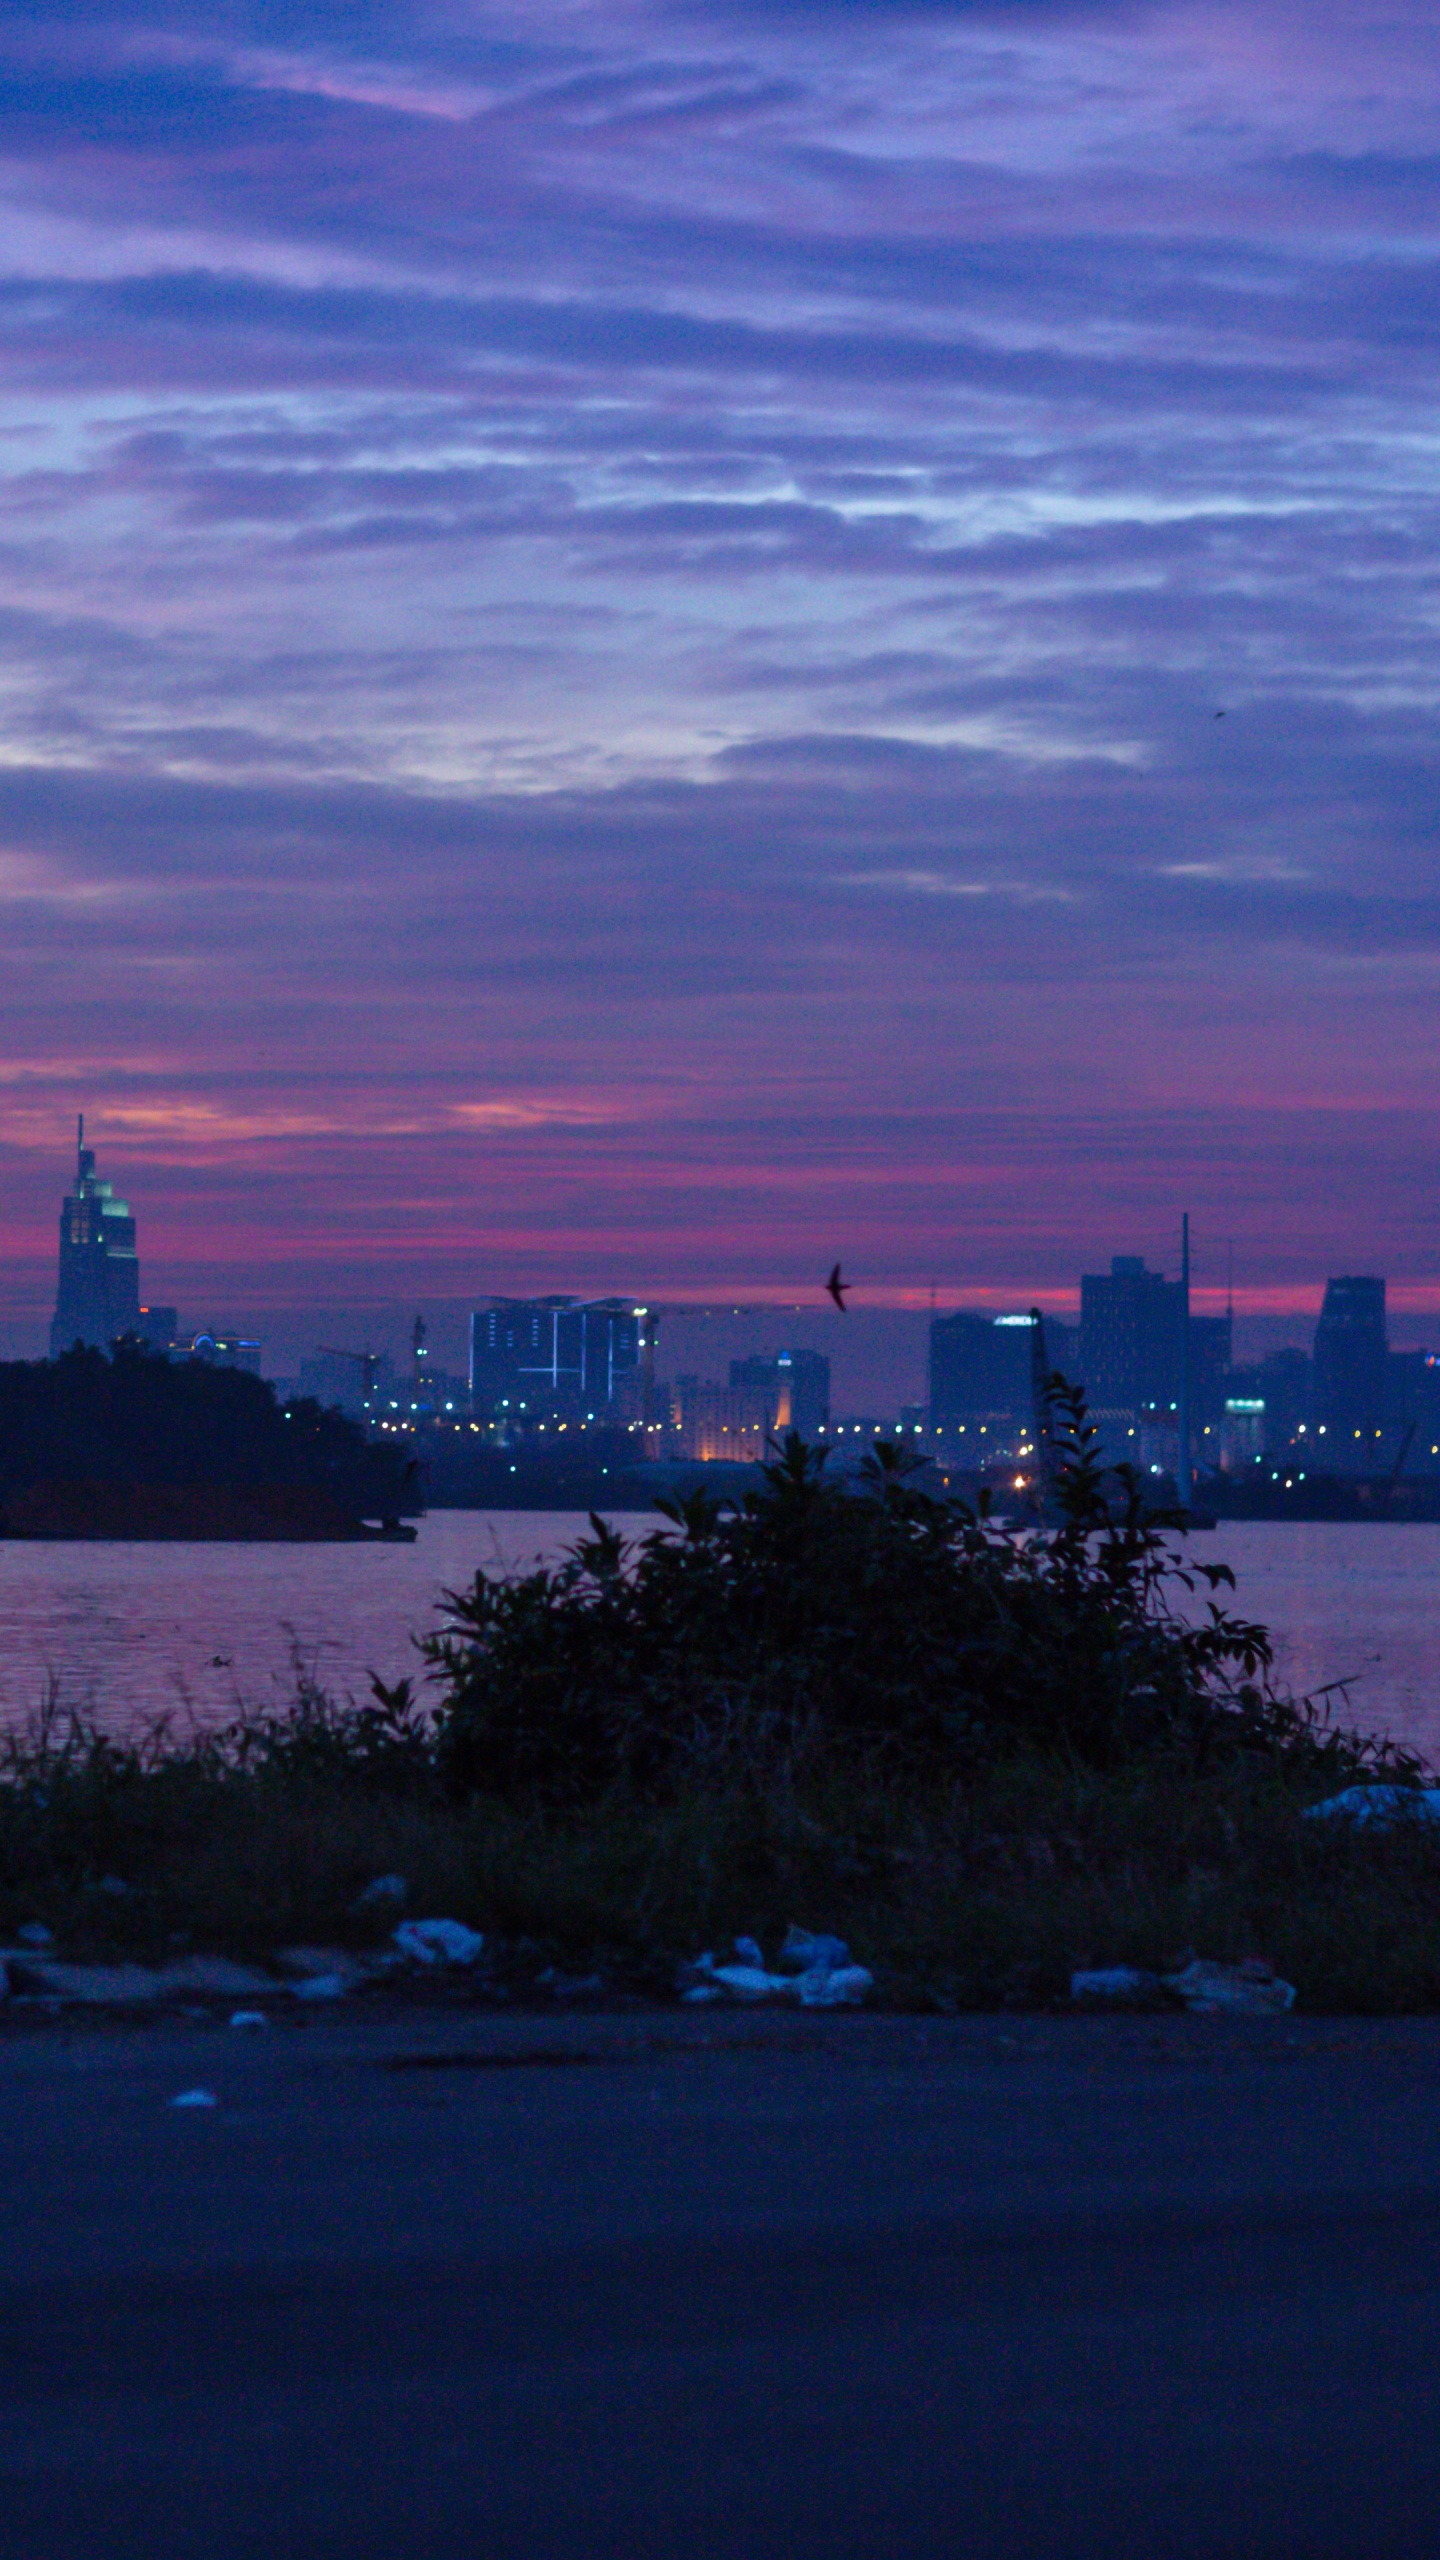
[2,0,1439,1339]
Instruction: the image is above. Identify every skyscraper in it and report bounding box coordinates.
[49,1117,142,1356]
[469,1296,655,1418]
[928,1312,1036,1440]
[1314,1276,1388,1452]
[728,1350,830,1439]
[1078,1257,1185,1417]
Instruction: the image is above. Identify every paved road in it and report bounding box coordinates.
[4,2004,1440,2557]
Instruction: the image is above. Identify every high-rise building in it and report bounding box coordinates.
[728,1350,830,1440]
[1314,1277,1388,1454]
[1078,1257,1185,1419]
[1212,1346,1311,1471]
[671,1375,770,1462]
[49,1117,141,1356]
[1189,1313,1234,1431]
[470,1297,655,1419]
[928,1311,1038,1448]
[775,1348,829,1439]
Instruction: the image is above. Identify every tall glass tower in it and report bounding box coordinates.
[50,1116,141,1356]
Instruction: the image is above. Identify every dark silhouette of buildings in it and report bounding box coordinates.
[1079,1257,1183,1417]
[776,1348,829,1438]
[49,1117,141,1357]
[1387,1346,1440,1458]
[670,1374,769,1461]
[137,1305,177,1354]
[729,1350,830,1440]
[928,1312,1038,1450]
[178,1329,262,1373]
[927,1310,1080,1456]
[1314,1276,1388,1456]
[470,1297,655,1420]
[1188,1317,1233,1431]
[1073,1255,1231,1468]
[1216,1347,1313,1469]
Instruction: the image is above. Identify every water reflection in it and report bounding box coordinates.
[0,1511,1435,1775]
[0,1511,653,1737]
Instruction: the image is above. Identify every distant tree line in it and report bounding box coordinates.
[0,1344,418,1536]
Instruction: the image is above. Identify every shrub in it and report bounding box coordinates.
[425,1381,1403,1807]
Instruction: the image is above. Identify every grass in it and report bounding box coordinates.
[4,1689,1440,2013]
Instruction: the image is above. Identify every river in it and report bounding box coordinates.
[0,1512,1435,1770]
[0,1512,653,1742]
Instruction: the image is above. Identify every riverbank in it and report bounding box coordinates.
[7,1694,1440,2013]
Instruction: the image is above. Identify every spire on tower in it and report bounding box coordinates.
[51,1119,140,1356]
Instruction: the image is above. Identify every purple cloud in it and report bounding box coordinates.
[0,0,1438,1341]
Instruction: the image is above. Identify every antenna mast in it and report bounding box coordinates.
[1178,1213,1193,1513]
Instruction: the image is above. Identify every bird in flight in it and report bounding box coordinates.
[826,1262,850,1313]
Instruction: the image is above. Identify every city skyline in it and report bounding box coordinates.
[31,1112,1440,1409]
[38,1115,1440,1479]
[2,3,1440,1321]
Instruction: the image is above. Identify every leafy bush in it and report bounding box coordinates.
[425,1382,1396,1807]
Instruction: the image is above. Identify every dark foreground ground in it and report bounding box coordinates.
[5,2004,1440,2558]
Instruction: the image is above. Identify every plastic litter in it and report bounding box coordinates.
[1163,1957,1295,2014]
[782,1930,872,2004]
[1071,1967,1164,2007]
[676,1929,873,2007]
[353,1873,408,1913]
[779,1927,851,1974]
[393,1918,485,1968]
[1304,1785,1440,1828]
[2,1947,377,2009]
[17,1922,54,1948]
[797,1963,874,2006]
[1072,1957,1295,2014]
[229,2010,268,2030]
[169,2089,218,2109]
[710,1962,794,1999]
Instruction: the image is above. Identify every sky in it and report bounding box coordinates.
[3,0,1440,1353]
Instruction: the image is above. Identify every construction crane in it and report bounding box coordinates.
[317,1345,386,1399]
